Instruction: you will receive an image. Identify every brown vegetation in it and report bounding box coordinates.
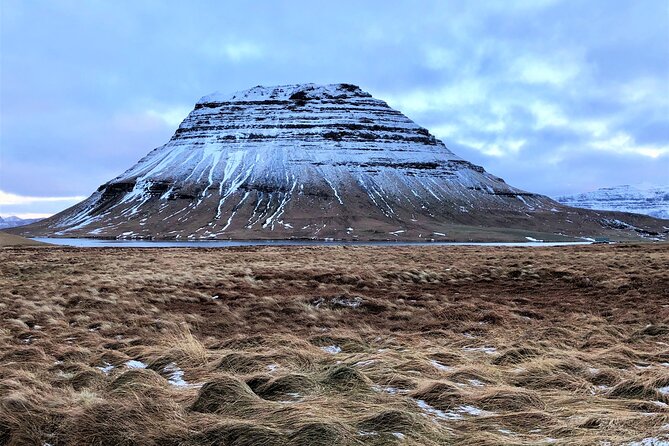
[0,232,46,247]
[0,244,668,445]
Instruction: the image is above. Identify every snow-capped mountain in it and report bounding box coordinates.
[12,84,667,241]
[0,216,42,229]
[557,185,669,220]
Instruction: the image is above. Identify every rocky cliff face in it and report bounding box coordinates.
[14,84,667,241]
[557,185,669,220]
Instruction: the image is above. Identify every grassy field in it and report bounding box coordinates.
[1,244,668,445]
[0,232,47,247]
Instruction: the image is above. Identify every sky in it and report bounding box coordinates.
[1,0,668,218]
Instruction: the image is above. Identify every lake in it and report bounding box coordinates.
[32,237,592,248]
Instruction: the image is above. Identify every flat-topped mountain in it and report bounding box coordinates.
[12,83,667,241]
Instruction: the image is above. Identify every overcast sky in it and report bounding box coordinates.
[1,0,668,218]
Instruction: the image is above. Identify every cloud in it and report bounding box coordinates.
[423,46,458,70]
[0,190,86,206]
[1,0,667,213]
[589,132,669,158]
[382,80,489,114]
[0,190,86,218]
[145,107,192,127]
[223,42,264,61]
[199,40,265,63]
[513,55,583,87]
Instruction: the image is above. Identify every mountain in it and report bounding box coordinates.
[557,185,669,220]
[11,83,667,242]
[0,216,42,229]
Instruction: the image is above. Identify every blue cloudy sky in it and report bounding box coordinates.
[1,0,668,218]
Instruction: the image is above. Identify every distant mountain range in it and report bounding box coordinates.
[0,216,43,229]
[556,185,669,220]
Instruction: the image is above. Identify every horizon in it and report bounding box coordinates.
[1,1,668,218]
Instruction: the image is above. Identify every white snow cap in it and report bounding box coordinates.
[198,83,372,104]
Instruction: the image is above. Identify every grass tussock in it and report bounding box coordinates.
[163,324,209,366]
[289,421,350,446]
[191,377,261,414]
[0,244,667,444]
[474,387,546,412]
[255,373,318,400]
[188,422,286,446]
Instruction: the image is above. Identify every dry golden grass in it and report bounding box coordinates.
[0,232,46,247]
[0,244,668,445]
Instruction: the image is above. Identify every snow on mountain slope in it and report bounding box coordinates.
[12,84,668,241]
[557,185,669,220]
[0,216,42,229]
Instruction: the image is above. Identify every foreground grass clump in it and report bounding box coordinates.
[0,244,668,445]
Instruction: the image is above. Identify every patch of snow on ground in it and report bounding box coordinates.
[626,437,669,446]
[163,363,193,387]
[331,296,363,308]
[321,345,342,354]
[278,392,303,403]
[658,386,669,395]
[415,400,491,421]
[96,363,115,375]
[416,399,463,421]
[372,385,408,395]
[357,431,378,437]
[525,236,543,242]
[462,346,497,355]
[430,360,452,371]
[392,432,405,439]
[458,405,486,416]
[354,359,377,367]
[125,360,147,369]
[591,385,611,394]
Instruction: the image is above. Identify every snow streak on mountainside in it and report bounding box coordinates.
[557,185,669,220]
[13,84,667,241]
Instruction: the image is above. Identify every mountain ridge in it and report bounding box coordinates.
[557,185,669,220]
[0,216,43,229]
[10,83,668,242]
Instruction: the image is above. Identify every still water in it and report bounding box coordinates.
[33,237,592,248]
